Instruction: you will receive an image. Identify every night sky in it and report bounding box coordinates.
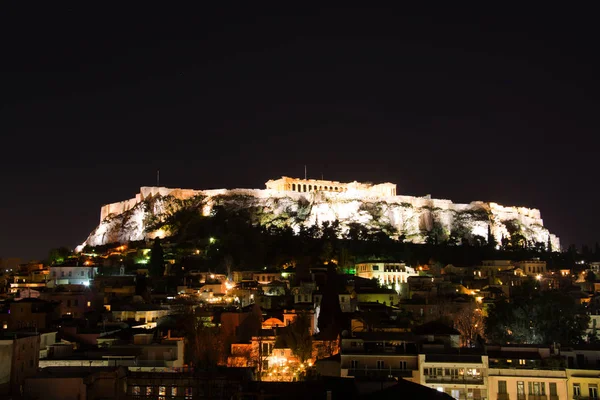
[2,5,599,261]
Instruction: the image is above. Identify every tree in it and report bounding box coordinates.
[586,271,597,283]
[48,246,71,265]
[487,224,496,249]
[278,311,314,363]
[454,302,485,347]
[135,273,149,299]
[317,264,344,336]
[485,289,589,345]
[149,237,165,277]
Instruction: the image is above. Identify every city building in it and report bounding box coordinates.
[418,349,488,400]
[340,333,419,382]
[514,259,547,277]
[49,259,97,287]
[0,331,40,396]
[355,262,417,292]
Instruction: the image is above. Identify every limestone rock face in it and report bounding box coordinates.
[77,186,560,251]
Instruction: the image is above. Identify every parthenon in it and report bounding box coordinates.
[265,176,397,197]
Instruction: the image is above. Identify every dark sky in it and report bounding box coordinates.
[1,5,599,261]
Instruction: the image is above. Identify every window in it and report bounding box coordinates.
[132,386,141,395]
[61,271,64,277]
[376,360,385,369]
[351,360,359,368]
[517,381,525,400]
[87,301,91,307]
[171,386,177,396]
[68,271,72,277]
[81,270,84,276]
[373,266,379,271]
[549,383,557,396]
[399,361,407,370]
[158,386,166,400]
[66,300,71,307]
[590,384,598,399]
[74,300,78,306]
[573,383,581,397]
[519,359,526,365]
[498,381,507,394]
[146,386,153,396]
[528,382,545,395]
[185,387,193,400]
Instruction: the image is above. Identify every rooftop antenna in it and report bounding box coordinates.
[157,170,160,187]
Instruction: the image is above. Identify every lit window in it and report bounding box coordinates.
[87,301,91,307]
[171,386,177,396]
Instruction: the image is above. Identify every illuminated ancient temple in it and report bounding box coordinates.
[265,176,397,197]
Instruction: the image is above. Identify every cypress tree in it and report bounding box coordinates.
[149,237,165,277]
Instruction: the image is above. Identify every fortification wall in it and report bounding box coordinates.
[85,183,560,252]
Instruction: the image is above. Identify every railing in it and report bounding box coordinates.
[527,395,547,400]
[347,368,413,378]
[342,348,415,355]
[424,375,484,385]
[497,393,509,400]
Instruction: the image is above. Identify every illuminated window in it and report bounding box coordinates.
[171,386,177,396]
[87,301,91,307]
[185,387,193,399]
[146,386,153,396]
[528,382,545,396]
[132,386,140,395]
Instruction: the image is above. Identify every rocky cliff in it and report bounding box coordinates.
[77,186,560,251]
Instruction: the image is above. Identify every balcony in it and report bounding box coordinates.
[347,368,413,379]
[424,375,484,385]
[497,394,509,400]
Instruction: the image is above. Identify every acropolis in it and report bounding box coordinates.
[80,176,560,251]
